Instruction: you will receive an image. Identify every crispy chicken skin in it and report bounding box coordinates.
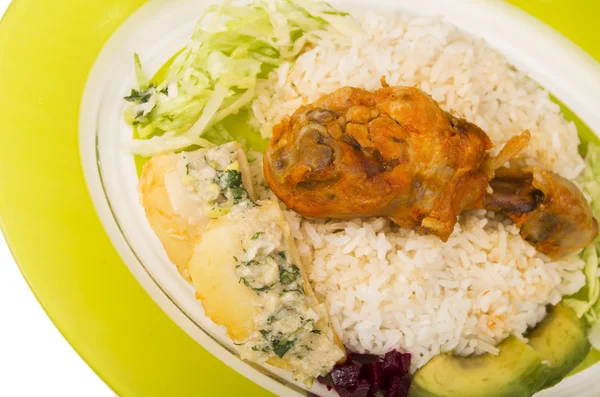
[264,85,523,241]
[264,84,597,256]
[486,166,599,259]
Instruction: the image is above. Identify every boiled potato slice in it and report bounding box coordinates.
[138,142,254,280]
[188,206,259,340]
[187,200,344,379]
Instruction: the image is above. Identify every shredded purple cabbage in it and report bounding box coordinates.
[318,350,412,397]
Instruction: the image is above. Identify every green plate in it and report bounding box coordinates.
[0,1,598,396]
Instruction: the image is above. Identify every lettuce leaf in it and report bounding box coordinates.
[125,0,353,156]
[582,143,600,219]
[564,143,600,329]
[590,321,600,350]
[564,243,599,319]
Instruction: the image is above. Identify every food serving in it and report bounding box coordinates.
[263,84,597,257]
[123,1,600,396]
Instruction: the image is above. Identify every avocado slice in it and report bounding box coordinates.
[409,336,549,397]
[527,303,591,388]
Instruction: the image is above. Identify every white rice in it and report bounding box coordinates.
[249,10,587,371]
[252,11,584,179]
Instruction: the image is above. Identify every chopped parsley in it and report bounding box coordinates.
[277,251,286,261]
[218,169,242,189]
[279,264,300,285]
[251,232,264,240]
[231,187,246,203]
[239,277,272,292]
[272,339,295,358]
[259,329,271,338]
[214,169,248,204]
[311,330,321,334]
[246,200,260,208]
[251,345,268,352]
[282,287,304,295]
[124,84,156,103]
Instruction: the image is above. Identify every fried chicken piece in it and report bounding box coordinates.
[486,166,598,259]
[264,85,526,241]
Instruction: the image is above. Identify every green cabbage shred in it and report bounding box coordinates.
[564,143,600,344]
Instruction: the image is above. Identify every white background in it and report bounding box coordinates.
[0,0,113,395]
[0,237,112,397]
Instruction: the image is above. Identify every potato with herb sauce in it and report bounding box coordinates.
[187,200,345,382]
[138,142,254,279]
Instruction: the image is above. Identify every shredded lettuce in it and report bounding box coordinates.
[133,53,149,89]
[564,243,599,319]
[590,322,600,350]
[564,143,600,330]
[124,0,356,156]
[582,143,600,218]
[128,133,215,157]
